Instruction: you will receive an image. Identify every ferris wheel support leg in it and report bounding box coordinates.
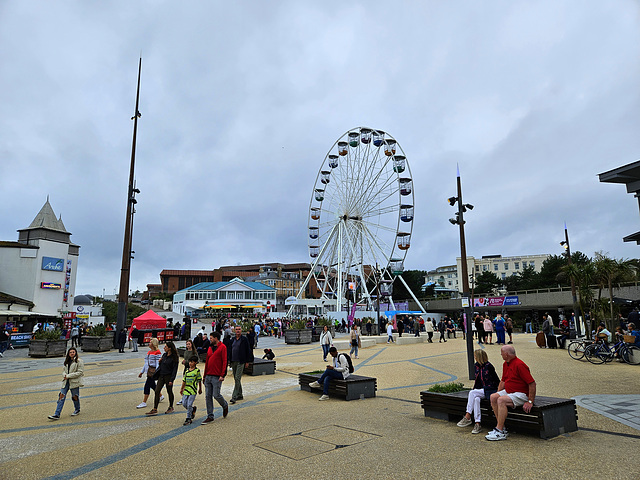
[342,223,373,308]
[397,275,427,314]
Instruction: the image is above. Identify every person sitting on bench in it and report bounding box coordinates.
[485,345,536,441]
[308,347,350,401]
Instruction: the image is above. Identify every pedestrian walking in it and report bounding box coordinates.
[202,332,229,424]
[70,325,79,348]
[320,325,333,361]
[483,316,494,345]
[137,338,163,409]
[438,319,447,343]
[386,320,395,343]
[495,314,506,345]
[425,317,434,343]
[0,325,10,357]
[228,326,254,404]
[179,357,202,425]
[146,341,179,416]
[48,347,84,420]
[349,326,361,359]
[505,315,514,344]
[366,319,372,336]
[177,339,199,406]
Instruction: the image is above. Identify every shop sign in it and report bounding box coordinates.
[503,296,519,306]
[41,282,62,289]
[42,257,64,271]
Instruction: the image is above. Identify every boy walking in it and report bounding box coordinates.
[179,357,202,425]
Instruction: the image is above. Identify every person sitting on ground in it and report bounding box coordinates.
[262,348,275,360]
[457,349,500,435]
[485,345,536,441]
[308,346,350,401]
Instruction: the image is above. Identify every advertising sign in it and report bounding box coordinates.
[42,256,64,271]
[503,296,519,306]
[41,282,62,289]
[473,298,487,307]
[487,297,506,307]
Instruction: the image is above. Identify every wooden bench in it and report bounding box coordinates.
[299,373,377,401]
[420,390,578,439]
[244,358,276,376]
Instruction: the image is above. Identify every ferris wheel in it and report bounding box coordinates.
[295,127,417,313]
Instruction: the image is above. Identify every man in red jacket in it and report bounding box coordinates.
[202,332,229,425]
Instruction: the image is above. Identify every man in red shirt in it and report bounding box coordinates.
[202,332,229,425]
[485,345,536,441]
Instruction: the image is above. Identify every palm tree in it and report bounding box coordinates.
[559,260,595,336]
[594,252,636,331]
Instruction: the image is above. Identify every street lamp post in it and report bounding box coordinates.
[560,223,581,337]
[449,166,475,380]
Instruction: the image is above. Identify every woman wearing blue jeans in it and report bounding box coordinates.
[48,347,84,420]
[319,325,333,361]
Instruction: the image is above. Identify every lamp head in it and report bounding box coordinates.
[448,196,457,206]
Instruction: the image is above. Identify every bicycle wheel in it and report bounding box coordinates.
[567,341,586,360]
[584,344,606,364]
[621,345,640,365]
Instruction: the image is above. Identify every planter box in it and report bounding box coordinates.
[312,325,336,342]
[29,339,67,358]
[82,336,112,352]
[284,329,312,344]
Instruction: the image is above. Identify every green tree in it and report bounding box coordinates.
[102,300,147,325]
[474,271,501,295]
[593,252,636,331]
[392,270,427,300]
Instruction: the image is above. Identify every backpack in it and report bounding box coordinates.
[339,353,355,373]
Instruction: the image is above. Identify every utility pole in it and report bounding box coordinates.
[116,58,142,341]
[560,223,581,337]
[449,165,475,380]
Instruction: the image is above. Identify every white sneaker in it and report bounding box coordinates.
[319,395,330,401]
[308,381,321,389]
[136,402,147,409]
[177,399,182,405]
[71,410,80,416]
[485,429,508,441]
[159,395,165,402]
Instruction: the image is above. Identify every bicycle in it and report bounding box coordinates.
[567,339,593,361]
[584,337,640,365]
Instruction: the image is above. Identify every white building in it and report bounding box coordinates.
[426,254,550,294]
[0,199,79,323]
[172,278,276,316]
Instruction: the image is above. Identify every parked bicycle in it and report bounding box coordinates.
[567,339,593,361]
[583,337,640,365]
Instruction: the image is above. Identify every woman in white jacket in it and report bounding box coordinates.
[48,347,84,420]
[319,325,333,361]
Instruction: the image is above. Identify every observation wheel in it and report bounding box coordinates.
[302,127,415,312]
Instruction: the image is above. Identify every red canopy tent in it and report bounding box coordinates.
[131,310,167,330]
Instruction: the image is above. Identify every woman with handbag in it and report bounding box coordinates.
[319,325,333,362]
[146,341,179,416]
[48,347,84,420]
[456,349,500,434]
[349,325,361,359]
[137,338,163,409]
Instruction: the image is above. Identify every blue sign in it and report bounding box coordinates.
[503,296,519,306]
[42,256,64,271]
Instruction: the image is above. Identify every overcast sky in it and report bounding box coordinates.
[1,1,640,296]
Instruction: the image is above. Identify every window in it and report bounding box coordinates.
[530,261,535,267]
[501,273,506,280]
[482,265,487,271]
[245,292,252,299]
[218,291,226,299]
[494,264,498,271]
[475,266,479,272]
[504,263,509,270]
[514,262,520,270]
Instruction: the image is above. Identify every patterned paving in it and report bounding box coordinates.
[573,394,640,431]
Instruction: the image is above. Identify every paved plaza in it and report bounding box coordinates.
[1,332,639,479]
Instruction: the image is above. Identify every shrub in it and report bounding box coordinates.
[34,329,63,341]
[87,324,107,336]
[427,382,465,393]
[290,319,307,330]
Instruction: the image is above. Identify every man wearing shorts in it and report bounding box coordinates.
[485,345,536,441]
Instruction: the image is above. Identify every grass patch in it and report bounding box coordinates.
[304,370,325,375]
[427,382,465,393]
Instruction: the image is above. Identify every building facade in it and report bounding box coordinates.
[0,199,79,321]
[426,253,550,294]
[172,278,276,316]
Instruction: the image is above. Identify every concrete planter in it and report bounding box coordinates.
[312,325,336,342]
[284,329,312,344]
[82,336,112,352]
[29,339,67,358]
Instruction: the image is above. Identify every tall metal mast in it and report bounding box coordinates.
[116,58,142,337]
